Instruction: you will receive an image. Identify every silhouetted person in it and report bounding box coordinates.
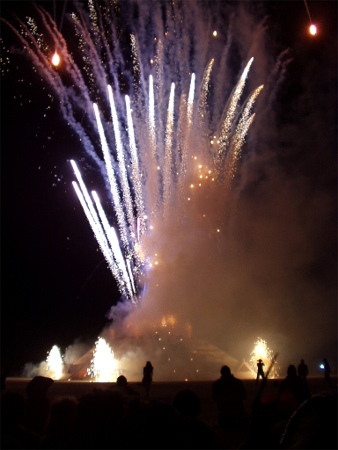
[279,390,337,449]
[25,376,54,436]
[114,375,139,398]
[323,358,331,384]
[173,388,220,448]
[142,361,153,397]
[297,359,309,380]
[277,364,310,422]
[212,365,249,430]
[40,395,78,449]
[256,359,265,383]
[74,388,125,449]
[1,391,39,449]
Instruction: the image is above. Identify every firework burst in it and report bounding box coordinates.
[1,1,264,306]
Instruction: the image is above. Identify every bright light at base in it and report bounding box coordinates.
[88,337,118,381]
[45,345,63,380]
[52,52,60,66]
[250,337,279,378]
[309,24,317,35]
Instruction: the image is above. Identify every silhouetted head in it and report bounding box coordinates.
[116,375,127,386]
[220,365,231,377]
[173,388,201,417]
[287,364,297,377]
[258,359,262,363]
[301,359,304,363]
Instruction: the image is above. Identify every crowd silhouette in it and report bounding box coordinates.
[1,359,336,449]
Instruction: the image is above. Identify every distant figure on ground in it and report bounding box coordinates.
[297,359,309,380]
[256,359,265,383]
[323,358,331,384]
[212,365,249,429]
[142,361,153,397]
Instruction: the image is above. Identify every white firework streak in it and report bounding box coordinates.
[225,85,264,180]
[71,176,128,298]
[148,75,156,153]
[187,73,196,126]
[199,58,214,123]
[147,74,160,218]
[91,191,135,300]
[108,226,136,302]
[93,102,130,253]
[107,86,135,235]
[216,57,254,172]
[179,73,196,191]
[163,82,176,221]
[125,95,146,237]
[126,258,137,297]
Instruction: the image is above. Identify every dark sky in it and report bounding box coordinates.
[1,1,337,378]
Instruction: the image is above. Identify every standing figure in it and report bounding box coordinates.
[297,359,309,380]
[256,359,265,383]
[212,365,248,429]
[277,364,310,419]
[323,358,331,384]
[142,361,153,396]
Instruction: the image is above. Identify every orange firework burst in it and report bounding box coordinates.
[249,337,279,378]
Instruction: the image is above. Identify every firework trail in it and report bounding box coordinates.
[2,1,265,306]
[0,1,272,332]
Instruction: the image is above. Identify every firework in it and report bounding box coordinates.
[250,337,279,379]
[88,337,118,382]
[2,1,292,381]
[1,1,264,306]
[45,345,64,380]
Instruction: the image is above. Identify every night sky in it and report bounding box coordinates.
[1,1,337,378]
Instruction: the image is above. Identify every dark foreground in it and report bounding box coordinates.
[2,376,337,449]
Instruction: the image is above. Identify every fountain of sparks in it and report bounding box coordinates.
[88,337,118,382]
[45,345,64,380]
[2,1,274,380]
[249,337,279,379]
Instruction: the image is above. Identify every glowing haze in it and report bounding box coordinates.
[3,1,336,380]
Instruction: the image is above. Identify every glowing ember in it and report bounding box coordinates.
[45,345,63,380]
[309,24,317,36]
[88,337,118,382]
[51,51,60,66]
